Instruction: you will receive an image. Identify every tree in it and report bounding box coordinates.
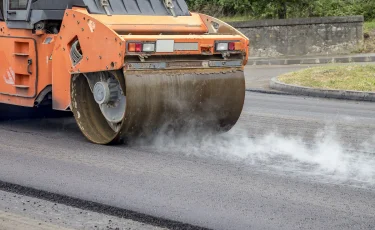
[185,0,375,21]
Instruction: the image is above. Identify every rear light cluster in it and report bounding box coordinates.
[215,42,237,52]
[128,42,155,53]
[127,41,240,53]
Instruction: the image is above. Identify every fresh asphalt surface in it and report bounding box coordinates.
[0,65,375,230]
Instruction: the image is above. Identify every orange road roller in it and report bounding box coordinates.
[0,0,249,144]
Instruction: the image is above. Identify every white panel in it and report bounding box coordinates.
[174,43,199,51]
[156,40,175,53]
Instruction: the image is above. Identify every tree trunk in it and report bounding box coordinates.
[278,2,287,19]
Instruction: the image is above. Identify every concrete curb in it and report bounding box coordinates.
[269,77,375,102]
[247,54,375,66]
[245,88,293,96]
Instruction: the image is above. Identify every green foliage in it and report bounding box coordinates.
[186,0,375,21]
[364,21,375,34]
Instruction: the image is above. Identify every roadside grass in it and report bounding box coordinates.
[364,21,375,34]
[278,64,375,92]
[356,21,375,53]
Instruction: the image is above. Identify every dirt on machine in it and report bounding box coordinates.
[0,0,249,144]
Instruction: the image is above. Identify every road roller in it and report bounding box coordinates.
[0,0,249,144]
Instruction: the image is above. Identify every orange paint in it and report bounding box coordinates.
[0,7,249,110]
[0,23,55,107]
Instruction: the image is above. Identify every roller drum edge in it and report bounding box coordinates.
[70,68,245,145]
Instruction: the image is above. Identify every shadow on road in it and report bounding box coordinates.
[0,104,82,138]
[0,104,72,120]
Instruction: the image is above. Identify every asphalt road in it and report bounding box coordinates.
[0,65,375,230]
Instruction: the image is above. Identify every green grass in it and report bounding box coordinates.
[278,64,375,92]
[364,21,375,34]
[351,21,375,53]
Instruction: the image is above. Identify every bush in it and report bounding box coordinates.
[186,0,375,21]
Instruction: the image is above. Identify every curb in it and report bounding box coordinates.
[245,88,293,96]
[247,54,375,66]
[269,77,375,102]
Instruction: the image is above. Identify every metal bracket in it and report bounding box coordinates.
[138,54,150,62]
[100,0,112,16]
[27,59,33,74]
[164,0,177,17]
[222,52,230,60]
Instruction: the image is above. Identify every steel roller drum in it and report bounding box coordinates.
[70,67,245,144]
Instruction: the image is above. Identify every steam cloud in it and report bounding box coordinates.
[136,124,375,188]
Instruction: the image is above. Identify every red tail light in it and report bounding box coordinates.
[215,41,239,52]
[128,42,156,53]
[128,42,142,52]
[228,42,235,51]
[135,43,142,52]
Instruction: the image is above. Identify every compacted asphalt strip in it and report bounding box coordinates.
[0,66,374,230]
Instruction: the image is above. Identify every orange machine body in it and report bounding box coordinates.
[0,7,249,111]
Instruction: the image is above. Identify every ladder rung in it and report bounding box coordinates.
[13,53,29,56]
[14,85,29,89]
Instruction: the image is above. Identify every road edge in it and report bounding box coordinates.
[245,88,293,96]
[0,181,209,230]
[247,54,375,66]
[269,77,375,102]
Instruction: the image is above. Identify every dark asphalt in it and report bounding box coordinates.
[245,64,309,90]
[0,66,375,230]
